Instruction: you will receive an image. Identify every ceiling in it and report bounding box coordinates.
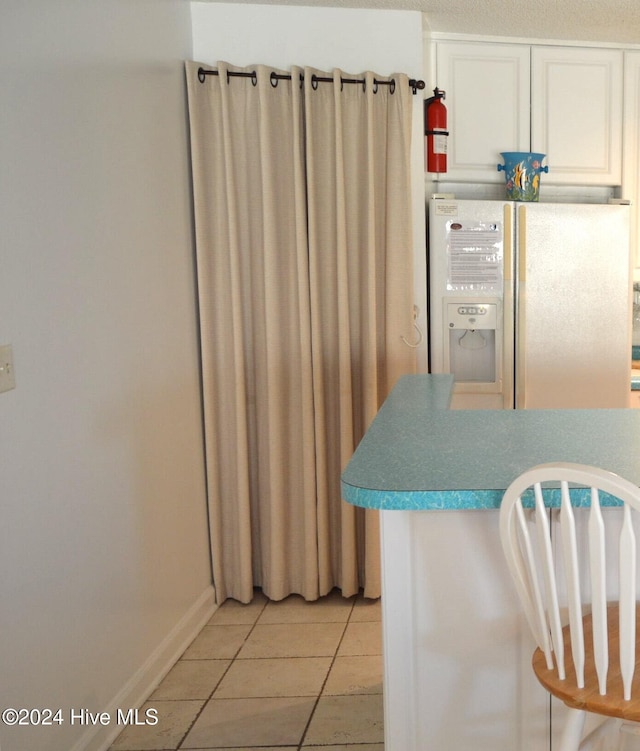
[206,0,640,45]
[420,0,640,45]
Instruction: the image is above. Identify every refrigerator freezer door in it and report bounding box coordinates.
[429,199,515,409]
[516,202,631,408]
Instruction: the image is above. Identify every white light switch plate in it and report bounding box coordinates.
[0,344,16,393]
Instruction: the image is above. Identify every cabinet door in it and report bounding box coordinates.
[435,41,530,183]
[531,46,623,185]
[623,51,640,275]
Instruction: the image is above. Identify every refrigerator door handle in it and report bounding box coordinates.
[516,205,527,409]
[503,204,514,409]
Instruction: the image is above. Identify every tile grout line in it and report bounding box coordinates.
[175,594,270,750]
[296,595,358,750]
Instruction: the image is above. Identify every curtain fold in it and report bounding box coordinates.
[186,60,416,603]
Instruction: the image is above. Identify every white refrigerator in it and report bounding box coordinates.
[428,197,632,409]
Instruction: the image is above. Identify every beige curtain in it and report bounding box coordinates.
[186,60,416,604]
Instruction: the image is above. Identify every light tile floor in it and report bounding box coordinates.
[109,589,384,750]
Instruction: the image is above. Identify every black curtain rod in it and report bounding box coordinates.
[197,66,425,95]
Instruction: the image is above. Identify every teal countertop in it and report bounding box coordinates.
[341,374,640,510]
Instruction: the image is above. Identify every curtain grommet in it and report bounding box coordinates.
[251,70,258,87]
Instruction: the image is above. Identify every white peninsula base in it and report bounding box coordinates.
[379,509,622,751]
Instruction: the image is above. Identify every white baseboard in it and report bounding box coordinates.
[73,584,217,751]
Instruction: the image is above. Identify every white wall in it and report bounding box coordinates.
[192,2,421,73]
[191,2,429,370]
[0,3,213,750]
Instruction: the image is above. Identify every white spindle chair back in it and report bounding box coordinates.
[500,463,640,704]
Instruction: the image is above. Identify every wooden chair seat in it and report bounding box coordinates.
[532,604,640,722]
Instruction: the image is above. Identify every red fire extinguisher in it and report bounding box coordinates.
[425,88,448,174]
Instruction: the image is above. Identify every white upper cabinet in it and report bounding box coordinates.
[435,41,530,183]
[433,41,623,186]
[531,46,623,185]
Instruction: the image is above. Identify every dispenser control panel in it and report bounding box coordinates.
[447,302,497,330]
[457,305,488,316]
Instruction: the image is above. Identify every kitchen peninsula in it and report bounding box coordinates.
[341,374,640,751]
